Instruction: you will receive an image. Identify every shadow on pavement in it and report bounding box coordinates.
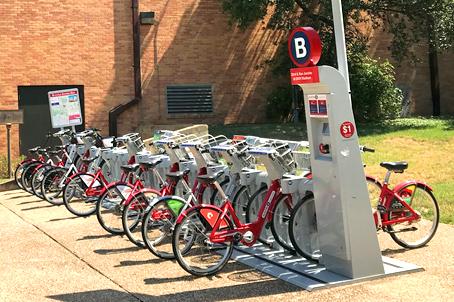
[77,233,117,241]
[18,199,43,205]
[48,216,82,222]
[93,246,142,255]
[48,280,298,302]
[115,258,169,268]
[21,204,56,211]
[10,194,35,200]
[382,247,409,257]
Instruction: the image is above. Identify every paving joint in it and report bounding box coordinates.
[0,201,145,302]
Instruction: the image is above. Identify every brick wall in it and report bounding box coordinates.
[368,26,454,115]
[0,1,453,158]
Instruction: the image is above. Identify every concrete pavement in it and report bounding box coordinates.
[0,189,453,302]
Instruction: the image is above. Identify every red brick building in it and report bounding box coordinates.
[0,0,453,157]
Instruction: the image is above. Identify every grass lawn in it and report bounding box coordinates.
[210,118,454,225]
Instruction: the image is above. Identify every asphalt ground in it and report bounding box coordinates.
[0,189,453,302]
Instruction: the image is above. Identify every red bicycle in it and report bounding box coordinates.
[289,161,439,261]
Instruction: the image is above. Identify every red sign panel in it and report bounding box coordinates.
[290,67,320,85]
[340,121,355,139]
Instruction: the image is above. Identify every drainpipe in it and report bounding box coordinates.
[109,0,142,136]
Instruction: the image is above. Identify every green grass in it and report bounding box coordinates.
[210,118,454,225]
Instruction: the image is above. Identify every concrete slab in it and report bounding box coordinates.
[1,189,453,302]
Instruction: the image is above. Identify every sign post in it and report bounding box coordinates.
[48,88,83,129]
[0,110,24,178]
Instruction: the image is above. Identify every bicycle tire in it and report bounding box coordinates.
[122,189,160,248]
[231,185,252,224]
[63,173,99,217]
[96,182,133,234]
[40,167,67,205]
[14,161,30,189]
[270,194,295,253]
[141,196,186,258]
[388,184,439,248]
[172,206,234,276]
[21,162,41,194]
[245,185,274,247]
[31,164,52,199]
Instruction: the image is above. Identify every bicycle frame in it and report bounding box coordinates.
[202,179,286,247]
[376,183,421,228]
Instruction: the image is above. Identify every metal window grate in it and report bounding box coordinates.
[166,85,213,114]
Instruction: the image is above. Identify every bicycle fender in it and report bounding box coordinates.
[394,180,433,193]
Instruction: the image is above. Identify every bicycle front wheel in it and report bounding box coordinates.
[289,193,321,261]
[172,207,234,276]
[41,167,67,205]
[388,184,439,248]
[271,194,295,252]
[96,183,133,234]
[122,190,159,248]
[63,173,100,217]
[246,186,274,247]
[21,162,41,194]
[142,197,184,258]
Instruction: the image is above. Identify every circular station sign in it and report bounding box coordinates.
[288,27,322,67]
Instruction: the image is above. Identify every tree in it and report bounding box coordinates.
[220,0,454,115]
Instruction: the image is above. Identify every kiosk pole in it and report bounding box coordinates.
[331,0,351,92]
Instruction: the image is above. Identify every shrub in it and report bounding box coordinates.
[265,86,293,122]
[349,54,403,122]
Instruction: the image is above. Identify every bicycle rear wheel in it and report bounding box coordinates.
[15,161,30,189]
[96,183,133,234]
[231,185,253,224]
[172,207,234,276]
[388,184,439,248]
[122,190,159,247]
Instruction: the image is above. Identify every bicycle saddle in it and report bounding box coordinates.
[165,169,190,181]
[121,163,140,173]
[140,158,163,169]
[196,170,225,185]
[380,161,408,173]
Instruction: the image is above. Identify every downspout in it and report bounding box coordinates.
[109,0,142,136]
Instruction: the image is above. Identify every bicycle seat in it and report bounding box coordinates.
[196,170,225,185]
[121,164,140,173]
[82,156,99,164]
[380,161,408,173]
[140,158,163,170]
[165,170,190,181]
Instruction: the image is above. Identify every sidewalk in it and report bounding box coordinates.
[0,189,453,302]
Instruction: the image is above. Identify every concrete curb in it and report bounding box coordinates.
[0,179,17,192]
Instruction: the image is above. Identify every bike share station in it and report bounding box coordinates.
[230,5,422,290]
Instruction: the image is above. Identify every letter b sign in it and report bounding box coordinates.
[288,27,322,67]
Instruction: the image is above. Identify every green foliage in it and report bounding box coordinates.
[349,54,403,121]
[0,155,23,178]
[265,86,293,121]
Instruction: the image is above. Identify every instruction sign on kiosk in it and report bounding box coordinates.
[48,88,83,128]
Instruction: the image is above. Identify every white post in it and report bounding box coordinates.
[331,0,351,92]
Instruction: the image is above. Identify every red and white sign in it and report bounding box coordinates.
[48,88,82,128]
[340,121,355,139]
[290,66,320,85]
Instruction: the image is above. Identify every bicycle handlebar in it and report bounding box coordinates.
[360,145,375,153]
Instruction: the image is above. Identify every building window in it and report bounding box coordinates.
[166,84,213,114]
